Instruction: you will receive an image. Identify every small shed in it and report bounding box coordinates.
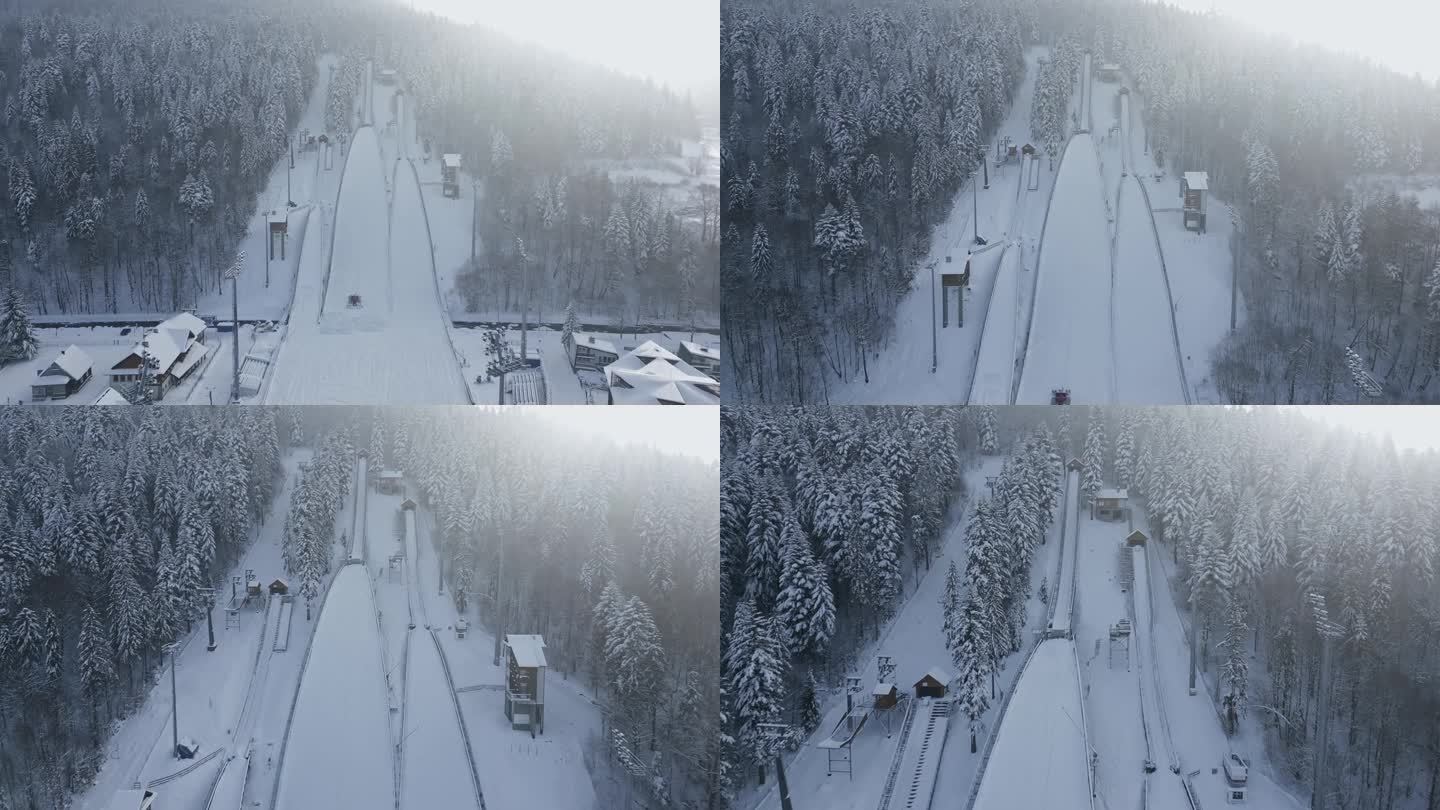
[442,154,462,198]
[913,669,950,699]
[401,497,417,512]
[377,68,398,85]
[1181,171,1209,233]
[1096,62,1121,82]
[1093,487,1129,521]
[1021,143,1037,156]
[247,579,264,598]
[1126,529,1149,546]
[175,737,200,759]
[268,578,289,595]
[31,345,93,400]
[377,470,404,494]
[872,682,898,710]
[1066,457,1083,472]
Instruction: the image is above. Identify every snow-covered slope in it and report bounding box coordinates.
[1114,176,1188,404]
[273,564,392,810]
[401,631,482,810]
[968,243,1023,404]
[969,639,1091,810]
[1016,133,1115,404]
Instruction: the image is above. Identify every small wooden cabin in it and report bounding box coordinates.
[268,578,289,595]
[377,470,404,494]
[31,345,93,400]
[1126,529,1149,546]
[1093,488,1129,521]
[873,682,898,709]
[913,669,950,699]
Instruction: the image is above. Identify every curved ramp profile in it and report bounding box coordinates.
[273,565,392,810]
[1015,133,1114,404]
[401,631,483,809]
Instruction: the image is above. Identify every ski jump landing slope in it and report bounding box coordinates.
[1015,132,1115,404]
[401,632,482,809]
[968,242,1023,404]
[1048,467,1081,639]
[273,564,392,810]
[264,125,467,404]
[970,639,1091,810]
[1113,87,1188,404]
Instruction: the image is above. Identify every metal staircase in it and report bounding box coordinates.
[876,696,921,810]
[902,701,949,809]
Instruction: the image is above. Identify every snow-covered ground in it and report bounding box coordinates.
[1016,131,1116,404]
[831,47,1054,404]
[1114,175,1188,404]
[744,455,1063,810]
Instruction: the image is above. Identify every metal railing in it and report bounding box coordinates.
[875,695,920,810]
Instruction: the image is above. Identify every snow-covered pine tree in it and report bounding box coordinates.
[0,285,40,362]
[978,406,998,454]
[954,593,992,753]
[774,513,835,657]
[1081,415,1106,502]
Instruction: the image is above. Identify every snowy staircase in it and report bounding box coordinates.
[900,700,951,810]
[272,597,294,651]
[876,697,920,810]
[1119,542,1134,590]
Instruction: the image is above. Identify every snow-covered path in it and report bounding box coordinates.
[1015,132,1115,404]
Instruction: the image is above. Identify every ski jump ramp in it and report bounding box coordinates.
[264,125,468,404]
[1015,132,1115,404]
[968,242,1023,404]
[273,565,392,810]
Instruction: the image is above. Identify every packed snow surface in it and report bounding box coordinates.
[1016,133,1115,404]
[970,639,1090,810]
[968,243,1023,403]
[273,564,392,810]
[401,632,480,809]
[1049,469,1080,637]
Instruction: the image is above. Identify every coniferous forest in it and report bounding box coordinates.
[723,0,1440,404]
[720,0,1028,401]
[0,0,715,323]
[0,407,719,810]
[720,406,1440,810]
[0,407,285,808]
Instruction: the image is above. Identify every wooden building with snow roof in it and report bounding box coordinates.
[30,345,93,400]
[503,634,547,734]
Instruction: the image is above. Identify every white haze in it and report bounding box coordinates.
[478,406,718,464]
[1289,406,1440,453]
[1151,0,1440,81]
[399,0,719,95]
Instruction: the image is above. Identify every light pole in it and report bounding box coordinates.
[756,722,794,810]
[167,641,182,757]
[224,251,246,404]
[928,261,938,373]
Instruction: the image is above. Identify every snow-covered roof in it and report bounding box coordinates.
[442,153,462,168]
[506,634,547,668]
[169,341,211,380]
[48,344,93,380]
[604,345,719,405]
[1096,488,1128,500]
[573,333,618,356]
[873,682,895,696]
[918,668,952,686]
[267,211,288,225]
[680,340,719,360]
[33,374,71,385]
[159,311,207,338]
[93,387,130,405]
[380,470,403,478]
[1183,171,1209,191]
[1099,62,1120,71]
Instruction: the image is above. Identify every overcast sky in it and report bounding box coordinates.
[1288,406,1440,453]
[399,0,718,93]
[1152,0,1440,81]
[495,406,718,464]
